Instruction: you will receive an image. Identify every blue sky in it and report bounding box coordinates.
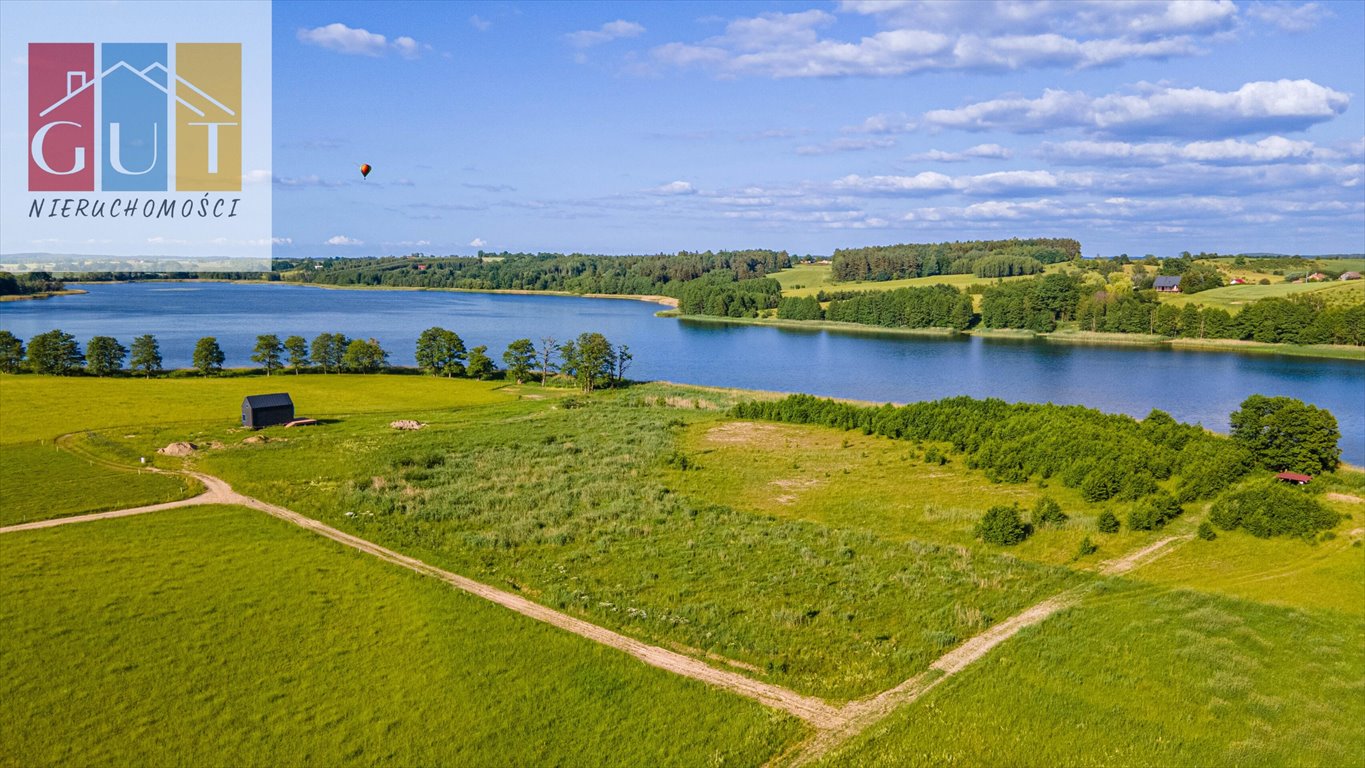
[272,1,1365,259]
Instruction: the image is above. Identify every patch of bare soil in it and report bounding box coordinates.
[1326,492,1363,504]
[390,419,426,430]
[705,421,786,445]
[156,442,196,456]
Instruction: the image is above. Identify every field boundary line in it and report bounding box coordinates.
[11,439,1194,754]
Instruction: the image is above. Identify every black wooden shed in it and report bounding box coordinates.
[242,393,294,429]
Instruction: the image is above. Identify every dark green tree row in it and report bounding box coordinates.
[285,250,789,297]
[0,329,161,376]
[0,271,65,296]
[1071,290,1364,344]
[730,394,1260,505]
[823,285,974,329]
[979,272,1083,332]
[676,274,782,318]
[831,238,1080,282]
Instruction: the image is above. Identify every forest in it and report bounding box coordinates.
[830,238,1081,281]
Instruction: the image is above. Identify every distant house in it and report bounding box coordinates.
[1341,271,1362,281]
[1153,275,1182,293]
[1275,471,1312,485]
[242,393,294,429]
[1306,272,1328,282]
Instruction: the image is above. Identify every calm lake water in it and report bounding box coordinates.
[4,282,1363,463]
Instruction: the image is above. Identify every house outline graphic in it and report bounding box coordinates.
[38,59,235,120]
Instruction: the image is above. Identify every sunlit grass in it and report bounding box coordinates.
[821,581,1365,767]
[0,504,800,766]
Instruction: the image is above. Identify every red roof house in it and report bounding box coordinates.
[1275,471,1312,485]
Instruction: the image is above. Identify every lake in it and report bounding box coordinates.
[4,282,1363,464]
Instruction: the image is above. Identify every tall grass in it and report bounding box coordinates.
[189,394,1087,699]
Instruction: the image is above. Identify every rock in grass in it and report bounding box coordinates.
[157,441,196,456]
[390,420,426,430]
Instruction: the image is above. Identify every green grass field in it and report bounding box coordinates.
[771,263,1053,299]
[1131,510,1365,616]
[1159,278,1364,312]
[172,393,1085,699]
[0,504,797,767]
[818,581,1365,767]
[4,373,1362,765]
[665,420,1172,568]
[0,373,512,444]
[0,441,196,526]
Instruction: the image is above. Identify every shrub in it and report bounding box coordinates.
[1097,510,1121,533]
[1209,479,1339,539]
[1032,497,1068,528]
[1197,521,1217,541]
[1076,536,1098,557]
[1128,491,1184,531]
[975,503,1032,546]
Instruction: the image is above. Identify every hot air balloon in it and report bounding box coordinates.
[359,163,372,179]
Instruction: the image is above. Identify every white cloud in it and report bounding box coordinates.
[242,169,272,185]
[652,180,697,195]
[298,23,388,56]
[469,238,487,248]
[567,20,646,48]
[297,23,424,58]
[326,235,363,246]
[906,143,1013,162]
[275,175,346,188]
[271,237,293,245]
[650,2,1236,78]
[469,15,492,32]
[921,80,1350,138]
[392,36,420,59]
[834,172,955,194]
[1246,2,1330,33]
[796,136,896,155]
[1041,136,1329,166]
[840,1,1238,38]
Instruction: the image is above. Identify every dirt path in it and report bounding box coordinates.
[5,446,1193,754]
[776,536,1190,767]
[0,471,234,535]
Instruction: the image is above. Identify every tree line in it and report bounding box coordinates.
[281,250,789,297]
[830,238,1080,282]
[0,271,66,297]
[793,269,1362,345]
[731,393,1340,540]
[0,329,631,392]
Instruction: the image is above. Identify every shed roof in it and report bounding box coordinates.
[243,393,293,409]
[1153,276,1182,288]
[1275,471,1313,483]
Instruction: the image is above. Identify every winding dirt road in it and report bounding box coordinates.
[3,452,1189,756]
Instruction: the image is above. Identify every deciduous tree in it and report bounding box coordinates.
[192,337,225,377]
[85,336,127,377]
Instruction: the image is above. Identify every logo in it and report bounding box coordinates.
[28,42,241,193]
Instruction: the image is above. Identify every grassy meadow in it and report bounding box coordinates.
[817,581,1365,767]
[770,262,1057,299]
[0,441,195,526]
[3,372,1362,765]
[0,504,797,767]
[664,419,1176,568]
[165,388,1086,699]
[1158,278,1364,312]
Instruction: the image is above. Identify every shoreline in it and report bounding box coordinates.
[67,278,680,308]
[0,289,88,303]
[53,279,1361,360]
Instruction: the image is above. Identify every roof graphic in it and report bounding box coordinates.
[39,59,235,119]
